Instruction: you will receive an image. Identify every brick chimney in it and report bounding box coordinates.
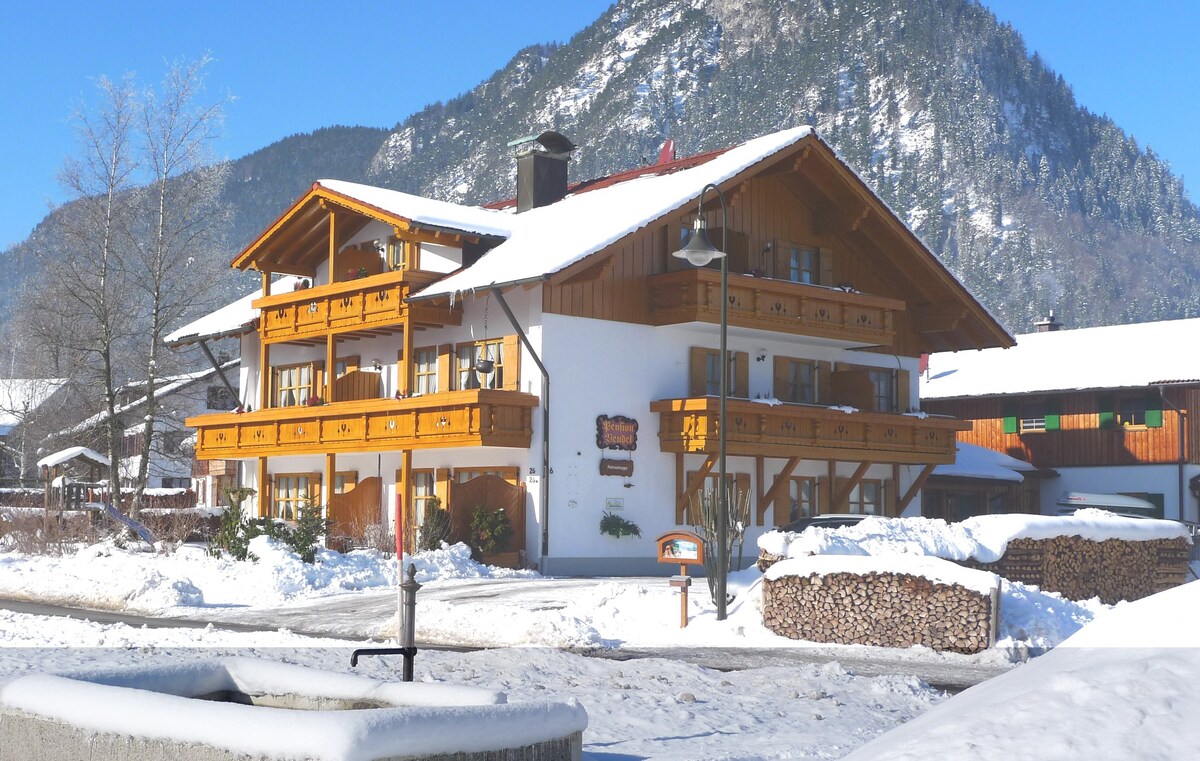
[511,131,576,213]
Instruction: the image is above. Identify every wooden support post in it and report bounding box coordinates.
[325,453,336,520]
[897,463,937,514]
[679,564,688,628]
[325,334,336,402]
[676,454,717,524]
[396,450,412,558]
[257,457,269,518]
[258,342,271,411]
[758,456,801,525]
[400,317,412,397]
[833,461,873,512]
[328,210,337,283]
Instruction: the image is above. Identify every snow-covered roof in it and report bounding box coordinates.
[922,317,1200,399]
[317,180,516,240]
[933,441,1039,483]
[0,378,68,433]
[37,446,109,470]
[165,276,301,346]
[410,127,815,300]
[60,361,238,437]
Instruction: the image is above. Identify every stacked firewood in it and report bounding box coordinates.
[762,571,994,654]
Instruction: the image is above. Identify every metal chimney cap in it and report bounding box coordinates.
[508,130,576,157]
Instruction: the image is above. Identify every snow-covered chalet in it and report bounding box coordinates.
[168,126,1012,574]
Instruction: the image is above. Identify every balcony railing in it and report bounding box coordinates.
[650,397,966,464]
[187,389,537,459]
[255,270,459,343]
[649,269,903,346]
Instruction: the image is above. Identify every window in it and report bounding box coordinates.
[274,363,315,407]
[160,477,190,489]
[1099,395,1162,429]
[1118,398,1147,427]
[1019,401,1046,432]
[163,431,190,455]
[848,480,884,515]
[787,246,819,284]
[412,470,437,525]
[412,347,438,395]
[787,476,820,524]
[206,385,238,410]
[690,347,749,398]
[775,358,818,404]
[333,471,357,495]
[868,369,896,413]
[456,339,505,390]
[273,474,319,521]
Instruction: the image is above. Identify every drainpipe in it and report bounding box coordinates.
[1158,385,1188,521]
[491,287,551,558]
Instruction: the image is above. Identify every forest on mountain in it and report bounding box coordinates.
[3,0,1196,342]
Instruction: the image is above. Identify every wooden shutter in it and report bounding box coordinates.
[816,361,832,404]
[1098,397,1115,429]
[689,347,708,397]
[1045,398,1061,431]
[896,370,911,413]
[437,344,454,391]
[501,335,521,391]
[734,351,749,398]
[1002,401,1018,434]
[773,357,789,401]
[819,247,834,286]
[1145,394,1163,428]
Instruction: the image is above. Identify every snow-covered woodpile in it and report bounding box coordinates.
[960,535,1190,604]
[762,569,995,654]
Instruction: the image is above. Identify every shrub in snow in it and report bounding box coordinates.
[469,507,513,557]
[417,498,451,552]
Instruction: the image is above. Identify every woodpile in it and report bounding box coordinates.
[961,536,1191,604]
[762,571,994,654]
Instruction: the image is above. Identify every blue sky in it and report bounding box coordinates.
[1,1,1196,249]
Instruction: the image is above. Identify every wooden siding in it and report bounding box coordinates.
[927,387,1197,467]
[187,390,538,459]
[542,173,931,355]
[651,397,965,464]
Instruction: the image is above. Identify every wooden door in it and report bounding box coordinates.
[449,474,525,568]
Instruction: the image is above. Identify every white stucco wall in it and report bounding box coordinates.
[1039,464,1200,523]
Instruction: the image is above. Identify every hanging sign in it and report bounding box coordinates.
[596,415,638,451]
[599,459,634,477]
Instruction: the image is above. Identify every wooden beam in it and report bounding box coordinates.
[328,208,337,282]
[757,456,801,526]
[676,454,717,524]
[257,457,269,518]
[897,463,937,514]
[258,342,270,411]
[833,460,873,510]
[755,456,765,526]
[325,453,336,520]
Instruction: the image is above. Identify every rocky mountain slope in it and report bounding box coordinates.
[5,0,1196,334]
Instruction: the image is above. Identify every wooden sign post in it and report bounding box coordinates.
[656,531,705,628]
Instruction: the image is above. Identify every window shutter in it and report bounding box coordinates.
[689,347,707,397]
[734,351,749,398]
[1098,397,1115,429]
[1045,398,1061,431]
[501,335,521,391]
[1002,401,1018,434]
[438,344,454,391]
[896,370,911,413]
[819,247,834,286]
[817,361,832,404]
[772,356,788,400]
[1145,394,1163,428]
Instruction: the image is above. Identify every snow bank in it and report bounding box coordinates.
[841,581,1200,760]
[759,512,1191,564]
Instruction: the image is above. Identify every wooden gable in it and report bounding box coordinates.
[541,133,1012,355]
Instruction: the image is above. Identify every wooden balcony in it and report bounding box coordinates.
[648,269,903,346]
[650,397,966,464]
[255,270,459,344]
[187,389,537,459]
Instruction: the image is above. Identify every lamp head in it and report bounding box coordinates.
[673,217,725,267]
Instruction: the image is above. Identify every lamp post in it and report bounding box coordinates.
[673,183,730,621]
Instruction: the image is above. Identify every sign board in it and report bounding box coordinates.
[596,415,638,451]
[656,531,705,566]
[599,458,634,477]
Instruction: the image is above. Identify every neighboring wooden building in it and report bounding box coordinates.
[923,317,1200,523]
[922,442,1050,521]
[170,127,1011,574]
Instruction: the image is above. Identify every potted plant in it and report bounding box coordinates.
[599,511,641,538]
[305,394,324,407]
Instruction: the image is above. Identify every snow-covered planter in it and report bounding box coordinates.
[0,658,587,761]
[762,555,1000,654]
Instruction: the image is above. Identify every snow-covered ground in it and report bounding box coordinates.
[1,521,1196,759]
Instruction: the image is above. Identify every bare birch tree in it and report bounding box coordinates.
[126,57,228,517]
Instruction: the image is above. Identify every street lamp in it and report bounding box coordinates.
[673,182,730,621]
